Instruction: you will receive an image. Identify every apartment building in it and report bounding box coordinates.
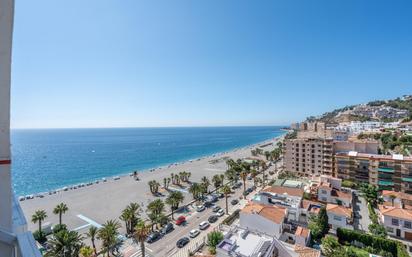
[284,122,335,177]
[335,152,412,193]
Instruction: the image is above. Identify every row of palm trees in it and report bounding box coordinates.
[148,171,193,195]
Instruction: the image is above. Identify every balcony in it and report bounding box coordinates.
[378,167,395,173]
[0,196,42,257]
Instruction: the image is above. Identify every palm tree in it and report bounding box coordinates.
[32,210,47,234]
[201,176,210,196]
[98,220,121,257]
[79,246,94,257]
[45,229,84,257]
[187,172,192,182]
[134,221,150,257]
[219,174,225,184]
[221,185,231,214]
[147,199,165,230]
[212,174,222,190]
[250,169,258,187]
[86,226,98,257]
[389,194,397,207]
[240,171,248,196]
[189,183,202,202]
[225,169,236,184]
[120,202,141,235]
[53,203,69,225]
[165,191,184,219]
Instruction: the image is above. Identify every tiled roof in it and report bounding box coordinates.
[295,226,309,238]
[382,190,412,201]
[326,204,352,217]
[331,189,352,200]
[262,185,304,197]
[379,205,412,221]
[242,202,287,224]
[294,245,321,257]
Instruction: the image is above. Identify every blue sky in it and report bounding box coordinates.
[11,0,412,128]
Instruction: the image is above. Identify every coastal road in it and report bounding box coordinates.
[143,180,255,257]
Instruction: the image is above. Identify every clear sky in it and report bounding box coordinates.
[11,0,412,128]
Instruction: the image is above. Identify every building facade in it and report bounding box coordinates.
[335,152,412,193]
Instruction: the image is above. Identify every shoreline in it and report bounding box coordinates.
[20,134,285,233]
[18,132,285,198]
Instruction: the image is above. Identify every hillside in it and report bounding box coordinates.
[306,95,412,124]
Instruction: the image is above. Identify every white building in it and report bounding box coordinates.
[240,202,287,238]
[378,204,412,241]
[326,204,353,231]
[317,176,352,208]
[0,1,41,256]
[252,186,304,222]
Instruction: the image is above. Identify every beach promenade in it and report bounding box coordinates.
[20,136,283,238]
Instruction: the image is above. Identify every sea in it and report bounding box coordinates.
[11,126,285,196]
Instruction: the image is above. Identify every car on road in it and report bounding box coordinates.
[216,193,224,199]
[176,237,190,248]
[217,209,225,217]
[204,201,213,208]
[199,221,210,230]
[212,206,221,212]
[231,199,239,205]
[161,223,174,235]
[146,231,161,243]
[243,191,250,196]
[196,204,206,212]
[208,215,218,223]
[189,229,200,238]
[175,216,186,226]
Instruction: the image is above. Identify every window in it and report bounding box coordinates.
[321,190,327,194]
[334,216,342,221]
[405,221,412,229]
[321,197,327,202]
[386,227,394,233]
[392,219,399,226]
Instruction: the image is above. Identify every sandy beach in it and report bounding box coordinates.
[20,135,284,235]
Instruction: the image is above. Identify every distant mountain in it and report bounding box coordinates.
[306,95,412,124]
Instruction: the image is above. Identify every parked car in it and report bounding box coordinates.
[196,204,206,212]
[161,223,174,235]
[231,199,239,205]
[204,201,213,208]
[176,237,190,248]
[146,231,161,243]
[217,209,225,217]
[212,206,221,212]
[175,216,186,226]
[189,229,200,238]
[208,215,218,223]
[199,221,210,230]
[243,191,250,196]
[217,193,224,198]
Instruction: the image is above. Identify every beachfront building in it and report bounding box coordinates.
[335,152,412,193]
[0,1,41,256]
[240,202,287,238]
[284,122,335,177]
[326,204,353,231]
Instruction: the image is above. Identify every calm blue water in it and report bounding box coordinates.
[11,126,284,196]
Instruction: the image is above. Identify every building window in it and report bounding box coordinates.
[321,190,327,194]
[386,227,394,233]
[334,216,342,221]
[322,197,327,202]
[392,219,399,226]
[405,221,412,229]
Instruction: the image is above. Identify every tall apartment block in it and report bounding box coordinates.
[284,122,334,177]
[335,152,412,193]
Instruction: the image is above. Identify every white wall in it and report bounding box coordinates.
[327,213,352,230]
[382,215,412,239]
[240,212,283,238]
[0,0,14,256]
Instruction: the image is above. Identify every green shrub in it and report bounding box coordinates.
[33,230,47,244]
[222,209,240,225]
[52,224,67,234]
[336,228,408,257]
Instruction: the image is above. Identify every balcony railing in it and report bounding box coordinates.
[0,195,42,257]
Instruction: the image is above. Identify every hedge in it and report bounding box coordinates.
[222,209,240,225]
[336,228,409,257]
[368,203,378,224]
